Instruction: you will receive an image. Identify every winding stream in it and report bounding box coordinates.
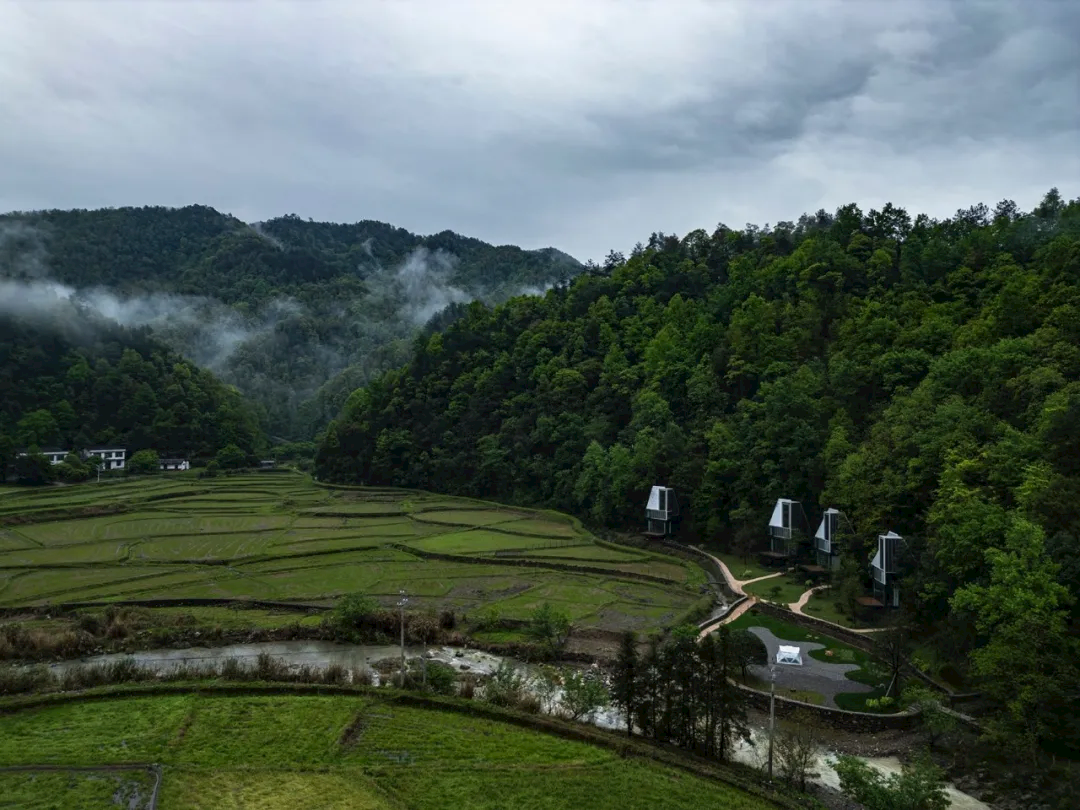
[43,640,989,809]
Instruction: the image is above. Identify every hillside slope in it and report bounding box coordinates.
[0,308,265,475]
[0,206,582,438]
[317,189,1080,758]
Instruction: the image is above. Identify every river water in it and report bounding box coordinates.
[44,640,989,809]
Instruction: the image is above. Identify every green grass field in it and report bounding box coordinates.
[0,474,703,636]
[743,575,810,605]
[0,769,158,810]
[0,693,780,809]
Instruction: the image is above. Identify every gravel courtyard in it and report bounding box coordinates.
[745,626,874,709]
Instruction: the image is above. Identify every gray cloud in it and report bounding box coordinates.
[0,0,1077,262]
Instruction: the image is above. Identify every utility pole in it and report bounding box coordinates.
[767,664,777,781]
[397,589,408,688]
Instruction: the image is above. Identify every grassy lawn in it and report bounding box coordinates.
[801,588,862,628]
[0,694,781,810]
[743,575,810,605]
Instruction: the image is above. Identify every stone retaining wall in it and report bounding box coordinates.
[734,681,923,732]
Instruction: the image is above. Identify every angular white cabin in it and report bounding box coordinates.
[814,508,850,570]
[767,498,808,556]
[871,530,903,607]
[645,485,679,537]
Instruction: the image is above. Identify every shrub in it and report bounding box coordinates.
[526,603,572,659]
[323,664,348,685]
[351,666,376,686]
[328,593,379,641]
[126,449,160,476]
[483,661,529,708]
[459,674,477,699]
[423,661,458,695]
[559,668,609,722]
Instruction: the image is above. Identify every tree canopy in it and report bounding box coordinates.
[0,310,265,466]
[317,190,1080,758]
[1,205,583,439]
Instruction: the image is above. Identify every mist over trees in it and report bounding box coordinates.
[0,205,582,440]
[0,311,264,472]
[317,189,1080,760]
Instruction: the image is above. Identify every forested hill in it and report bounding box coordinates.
[0,205,582,439]
[0,309,265,475]
[318,189,1080,755]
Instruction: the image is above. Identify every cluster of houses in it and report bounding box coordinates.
[644,485,903,609]
[15,447,190,473]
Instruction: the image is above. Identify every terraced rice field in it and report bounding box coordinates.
[0,473,704,634]
[0,693,780,810]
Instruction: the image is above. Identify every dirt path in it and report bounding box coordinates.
[781,584,890,635]
[789,584,830,614]
[696,555,887,639]
[696,549,781,597]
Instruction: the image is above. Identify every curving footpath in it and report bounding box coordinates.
[787,584,889,635]
[695,552,887,638]
[695,552,777,639]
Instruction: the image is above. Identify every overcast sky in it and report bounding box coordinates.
[2,0,1078,263]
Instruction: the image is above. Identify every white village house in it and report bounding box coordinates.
[82,447,127,471]
[15,448,69,465]
[158,458,190,472]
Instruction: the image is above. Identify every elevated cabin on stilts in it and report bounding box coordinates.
[762,497,809,567]
[645,485,679,538]
[804,507,853,579]
[870,530,904,608]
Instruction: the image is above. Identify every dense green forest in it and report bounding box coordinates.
[0,309,265,475]
[318,189,1080,761]
[0,206,581,438]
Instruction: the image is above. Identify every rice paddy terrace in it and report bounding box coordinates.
[0,474,705,635]
[0,690,783,810]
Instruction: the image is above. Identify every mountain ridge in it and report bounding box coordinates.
[0,204,584,439]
